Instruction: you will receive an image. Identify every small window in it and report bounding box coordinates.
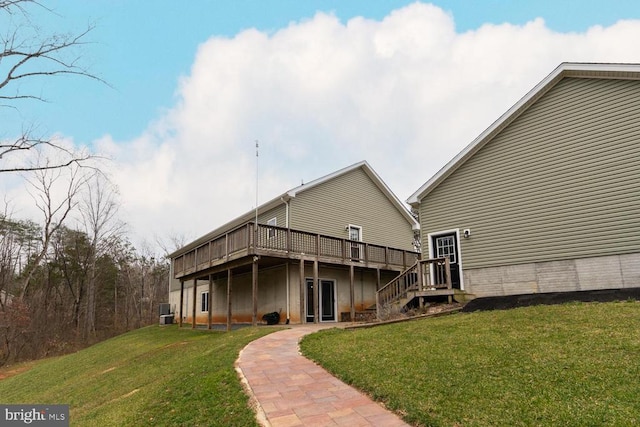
[348,225,362,241]
[201,291,209,312]
[267,217,277,238]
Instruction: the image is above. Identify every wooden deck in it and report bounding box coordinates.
[172,222,420,280]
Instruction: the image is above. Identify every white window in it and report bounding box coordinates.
[348,224,362,241]
[435,236,456,263]
[348,225,363,260]
[267,217,277,238]
[201,291,209,312]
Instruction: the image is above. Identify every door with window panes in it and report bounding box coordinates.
[431,233,461,289]
[348,225,362,260]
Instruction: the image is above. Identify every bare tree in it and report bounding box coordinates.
[79,172,124,339]
[20,161,87,299]
[0,0,104,173]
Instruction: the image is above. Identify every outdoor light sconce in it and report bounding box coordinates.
[463,229,471,238]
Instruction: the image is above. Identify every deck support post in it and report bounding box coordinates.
[445,258,452,302]
[227,269,233,331]
[350,265,355,322]
[418,262,424,309]
[192,278,197,329]
[179,280,184,328]
[313,260,319,324]
[299,258,305,323]
[207,275,213,329]
[252,257,258,326]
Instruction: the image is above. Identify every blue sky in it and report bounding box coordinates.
[25,0,640,144]
[4,1,640,251]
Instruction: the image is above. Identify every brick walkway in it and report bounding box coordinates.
[235,325,410,427]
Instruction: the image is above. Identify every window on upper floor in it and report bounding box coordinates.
[348,225,363,260]
[267,217,277,238]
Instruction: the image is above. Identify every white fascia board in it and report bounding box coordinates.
[286,160,368,198]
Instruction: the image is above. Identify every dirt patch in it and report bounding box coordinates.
[121,389,139,398]
[0,363,35,381]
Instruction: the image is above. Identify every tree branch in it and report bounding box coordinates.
[1,1,109,174]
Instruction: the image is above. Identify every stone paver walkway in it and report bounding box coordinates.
[235,325,410,427]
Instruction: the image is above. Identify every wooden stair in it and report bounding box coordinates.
[376,258,456,318]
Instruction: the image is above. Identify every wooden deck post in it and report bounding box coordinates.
[207,275,213,330]
[192,278,197,329]
[252,257,258,326]
[417,261,424,309]
[299,258,305,323]
[313,260,319,324]
[179,280,184,328]
[350,265,355,322]
[225,233,229,262]
[227,269,233,332]
[445,258,453,303]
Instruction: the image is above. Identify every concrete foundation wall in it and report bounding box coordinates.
[464,252,640,297]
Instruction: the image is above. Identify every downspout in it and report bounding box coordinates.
[281,196,291,324]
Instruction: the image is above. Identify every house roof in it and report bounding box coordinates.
[168,160,418,258]
[407,62,640,207]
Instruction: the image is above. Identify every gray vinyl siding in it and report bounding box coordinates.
[420,77,640,269]
[291,168,415,250]
[258,204,287,227]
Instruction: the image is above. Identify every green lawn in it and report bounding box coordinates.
[0,325,276,426]
[3,302,639,427]
[300,301,640,427]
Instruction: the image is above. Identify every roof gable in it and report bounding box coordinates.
[407,62,640,206]
[169,160,417,257]
[287,160,418,227]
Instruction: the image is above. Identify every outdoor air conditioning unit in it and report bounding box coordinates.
[159,314,174,325]
[159,303,174,325]
[159,303,171,316]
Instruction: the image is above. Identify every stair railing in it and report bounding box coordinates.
[376,257,451,319]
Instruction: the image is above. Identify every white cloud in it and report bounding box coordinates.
[7,3,640,252]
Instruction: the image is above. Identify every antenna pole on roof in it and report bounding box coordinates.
[255,140,259,229]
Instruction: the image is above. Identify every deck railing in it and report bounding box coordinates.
[376,257,451,317]
[173,222,420,278]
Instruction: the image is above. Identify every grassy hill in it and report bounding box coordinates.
[2,301,639,426]
[301,301,640,426]
[0,325,275,426]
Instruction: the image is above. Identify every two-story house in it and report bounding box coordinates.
[168,161,420,327]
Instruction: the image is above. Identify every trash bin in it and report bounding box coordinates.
[261,311,280,325]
